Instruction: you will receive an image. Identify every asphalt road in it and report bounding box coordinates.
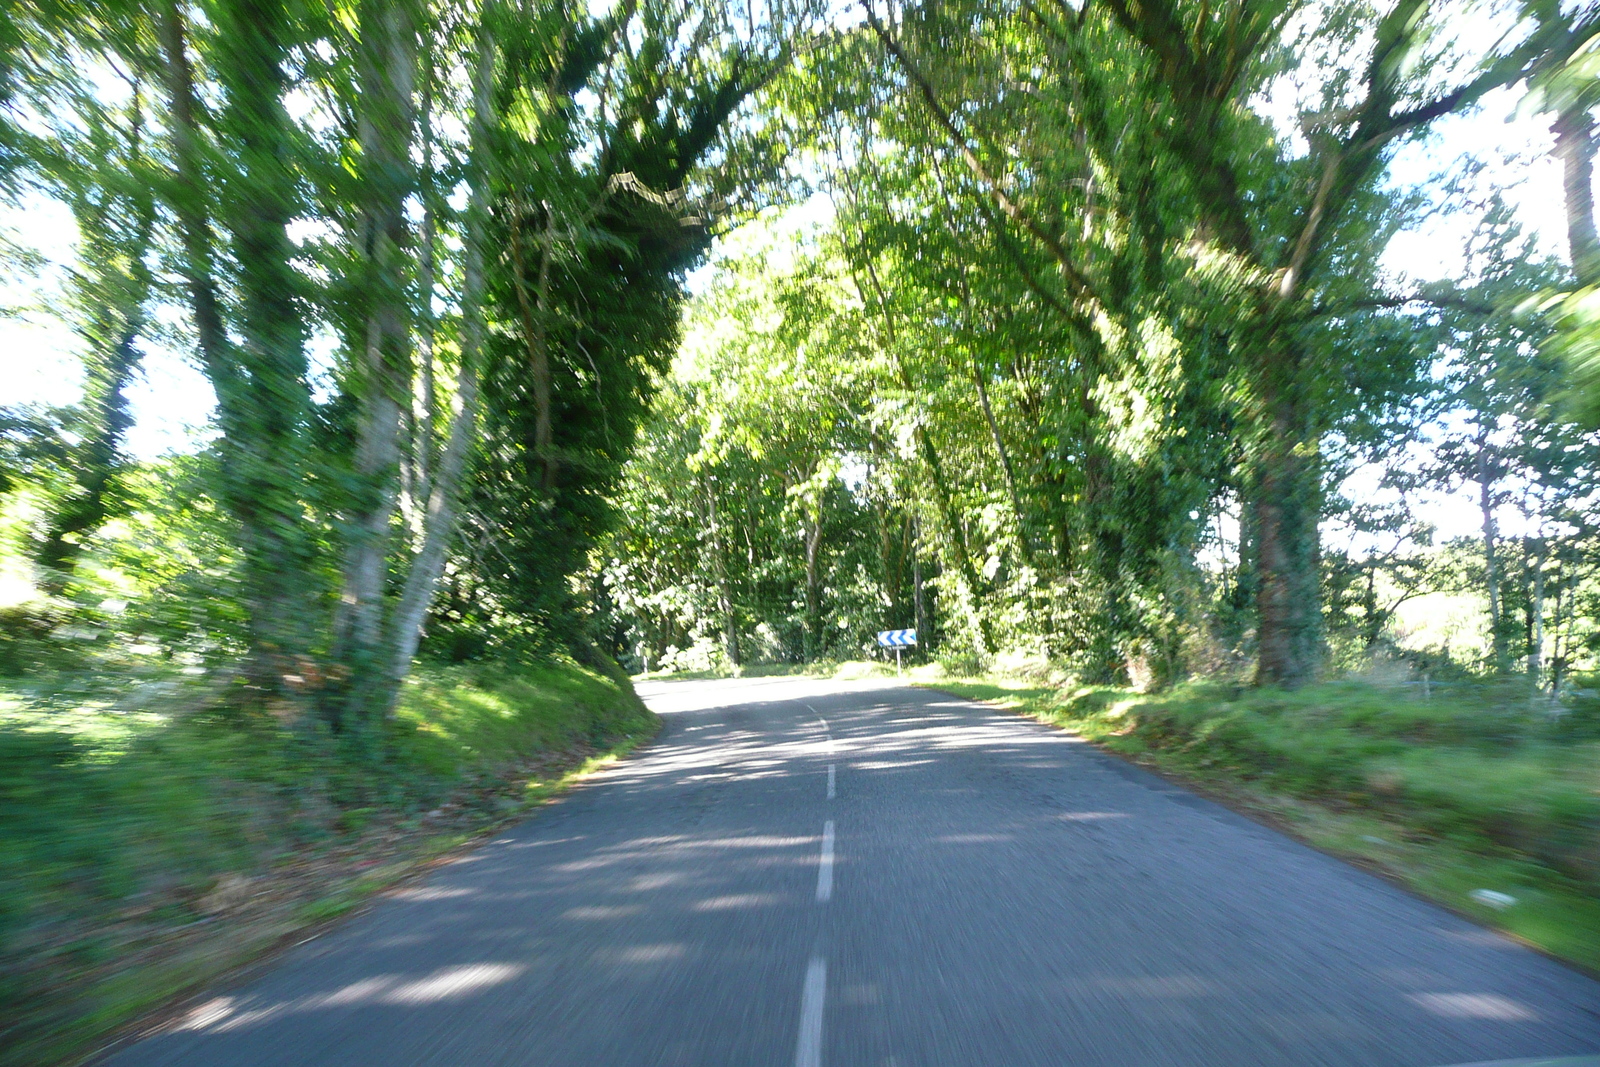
[104,677,1600,1067]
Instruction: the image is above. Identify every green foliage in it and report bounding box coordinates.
[603,230,931,669]
[0,0,829,727]
[465,0,799,663]
[0,653,653,1063]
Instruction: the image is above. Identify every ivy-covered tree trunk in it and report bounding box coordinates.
[970,353,1033,568]
[912,515,928,653]
[159,0,319,699]
[1249,407,1323,689]
[707,481,740,666]
[36,328,140,593]
[335,0,417,724]
[1527,536,1548,681]
[37,254,149,592]
[37,95,156,593]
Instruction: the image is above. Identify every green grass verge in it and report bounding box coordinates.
[921,675,1600,976]
[1,655,656,1067]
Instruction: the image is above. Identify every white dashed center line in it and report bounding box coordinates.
[800,708,834,1065]
[794,956,827,1067]
[816,820,834,903]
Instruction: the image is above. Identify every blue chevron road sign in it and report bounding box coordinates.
[876,629,918,648]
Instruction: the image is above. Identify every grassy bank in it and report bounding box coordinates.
[1,655,655,1067]
[924,673,1600,974]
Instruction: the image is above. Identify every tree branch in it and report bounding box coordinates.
[862,0,1098,303]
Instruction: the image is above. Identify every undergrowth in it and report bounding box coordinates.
[0,654,655,1067]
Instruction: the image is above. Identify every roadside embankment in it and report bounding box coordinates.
[921,674,1600,976]
[1,656,655,1067]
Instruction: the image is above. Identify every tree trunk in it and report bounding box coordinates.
[840,220,989,651]
[510,206,558,489]
[1548,559,1568,696]
[414,56,438,521]
[1251,406,1322,689]
[410,196,437,533]
[915,425,992,654]
[876,493,898,626]
[1475,435,1507,671]
[158,0,317,698]
[805,500,823,660]
[335,0,418,722]
[1361,565,1381,649]
[39,91,156,592]
[970,352,1034,567]
[707,483,740,666]
[38,303,148,592]
[382,21,495,709]
[1553,105,1600,288]
[1527,536,1547,682]
[913,515,928,653]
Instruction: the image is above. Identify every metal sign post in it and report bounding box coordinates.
[875,629,918,674]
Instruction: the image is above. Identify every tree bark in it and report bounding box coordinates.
[38,225,152,589]
[37,321,142,593]
[410,194,437,532]
[159,0,317,698]
[1251,398,1322,689]
[836,204,992,653]
[804,498,823,660]
[1475,434,1507,672]
[707,482,740,666]
[1527,535,1547,682]
[383,20,496,709]
[509,207,558,489]
[913,514,928,652]
[1553,105,1600,288]
[915,424,993,654]
[1548,559,1568,695]
[414,56,438,518]
[335,0,418,720]
[875,490,898,626]
[970,352,1035,568]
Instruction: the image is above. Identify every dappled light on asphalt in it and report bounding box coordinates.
[172,963,527,1035]
[1409,993,1540,1023]
[107,678,1600,1067]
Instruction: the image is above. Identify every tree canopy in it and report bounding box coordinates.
[5,0,1600,710]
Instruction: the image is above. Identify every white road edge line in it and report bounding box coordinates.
[816,820,835,902]
[795,956,827,1067]
[827,763,835,800]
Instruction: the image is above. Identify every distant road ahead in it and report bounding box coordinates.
[105,677,1600,1067]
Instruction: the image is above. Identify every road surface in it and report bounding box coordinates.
[103,677,1600,1066]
